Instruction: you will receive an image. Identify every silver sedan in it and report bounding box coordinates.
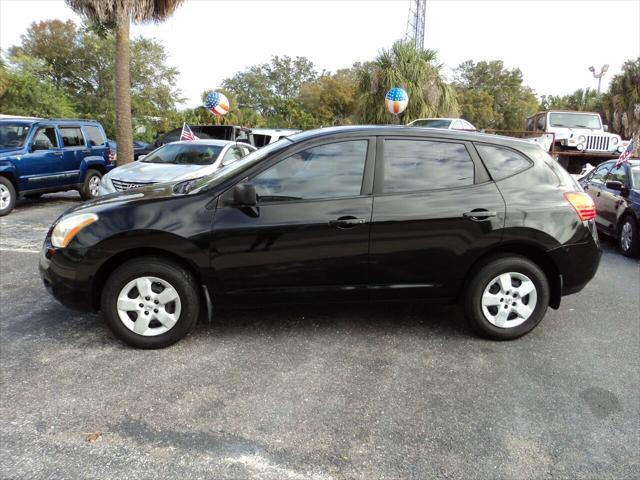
[98,139,255,195]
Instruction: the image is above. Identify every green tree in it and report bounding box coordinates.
[300,68,358,126]
[221,55,318,128]
[454,60,539,130]
[0,69,76,118]
[65,0,184,164]
[602,58,640,150]
[8,20,181,140]
[542,88,602,112]
[356,41,458,124]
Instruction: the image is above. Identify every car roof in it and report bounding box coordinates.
[0,118,101,126]
[286,125,534,149]
[411,118,457,122]
[250,128,301,135]
[167,139,243,147]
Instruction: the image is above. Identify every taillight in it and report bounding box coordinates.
[564,192,596,221]
[107,148,117,165]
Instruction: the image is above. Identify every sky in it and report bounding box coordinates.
[1,0,639,109]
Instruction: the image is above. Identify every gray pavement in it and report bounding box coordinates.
[1,192,639,479]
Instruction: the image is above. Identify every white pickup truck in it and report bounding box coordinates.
[525,111,625,154]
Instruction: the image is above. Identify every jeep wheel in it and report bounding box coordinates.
[80,169,102,200]
[0,177,16,216]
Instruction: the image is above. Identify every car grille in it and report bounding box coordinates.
[585,135,610,152]
[111,178,155,192]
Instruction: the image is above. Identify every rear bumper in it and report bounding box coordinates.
[548,235,601,297]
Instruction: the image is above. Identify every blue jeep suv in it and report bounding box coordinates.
[0,118,115,216]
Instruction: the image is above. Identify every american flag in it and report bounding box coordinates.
[615,140,635,167]
[180,122,199,141]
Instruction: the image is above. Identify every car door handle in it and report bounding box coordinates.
[82,149,91,154]
[329,216,367,229]
[53,151,64,156]
[463,209,497,221]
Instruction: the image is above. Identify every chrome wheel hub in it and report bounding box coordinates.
[89,176,101,197]
[481,272,537,329]
[621,222,632,251]
[0,184,10,210]
[116,276,181,336]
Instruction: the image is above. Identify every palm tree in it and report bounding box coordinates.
[65,0,184,164]
[357,41,458,124]
[602,58,640,152]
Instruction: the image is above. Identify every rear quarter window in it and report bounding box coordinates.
[475,144,532,180]
[84,125,106,147]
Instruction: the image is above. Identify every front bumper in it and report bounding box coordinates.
[39,242,96,312]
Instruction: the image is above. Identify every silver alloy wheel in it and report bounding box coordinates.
[481,272,537,328]
[621,221,633,252]
[116,276,182,336]
[89,176,101,197]
[0,184,11,210]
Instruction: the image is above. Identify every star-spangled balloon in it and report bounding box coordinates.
[204,91,230,116]
[385,87,409,115]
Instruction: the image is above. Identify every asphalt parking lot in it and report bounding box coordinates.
[1,192,639,480]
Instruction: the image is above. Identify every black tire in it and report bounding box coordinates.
[0,176,16,217]
[619,215,640,258]
[101,257,201,348]
[463,254,550,340]
[80,169,102,200]
[24,193,43,199]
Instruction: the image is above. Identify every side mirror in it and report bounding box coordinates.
[603,124,609,132]
[233,182,257,206]
[138,154,147,161]
[31,139,50,151]
[605,180,624,191]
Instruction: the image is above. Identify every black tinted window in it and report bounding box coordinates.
[84,125,105,147]
[60,127,85,147]
[382,139,474,193]
[476,144,531,180]
[607,164,628,185]
[33,127,58,149]
[253,140,368,201]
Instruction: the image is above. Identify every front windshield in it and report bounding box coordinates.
[631,165,640,188]
[0,123,32,147]
[141,143,224,166]
[181,138,292,193]
[549,113,601,129]
[410,119,452,128]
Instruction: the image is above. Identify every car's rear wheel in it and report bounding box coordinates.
[101,257,201,348]
[0,177,16,216]
[464,255,550,340]
[619,215,640,257]
[80,169,102,200]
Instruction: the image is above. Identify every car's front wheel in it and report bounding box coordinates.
[101,257,201,348]
[619,215,640,257]
[464,255,550,340]
[0,177,16,216]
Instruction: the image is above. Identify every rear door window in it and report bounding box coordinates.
[475,144,532,180]
[84,125,106,147]
[59,127,85,147]
[382,139,475,193]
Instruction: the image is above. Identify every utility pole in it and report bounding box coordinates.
[405,0,426,49]
[588,64,609,94]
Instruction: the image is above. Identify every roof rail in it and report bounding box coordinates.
[44,118,100,123]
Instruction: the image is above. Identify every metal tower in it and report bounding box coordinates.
[405,0,426,49]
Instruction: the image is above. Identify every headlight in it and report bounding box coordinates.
[611,137,619,145]
[578,135,586,143]
[51,213,98,248]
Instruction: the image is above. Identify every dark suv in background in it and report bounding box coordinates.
[40,126,601,348]
[0,118,115,216]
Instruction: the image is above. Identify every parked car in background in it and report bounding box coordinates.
[40,126,600,348]
[136,125,254,158]
[0,118,115,216]
[525,111,624,154]
[250,128,300,147]
[107,139,149,161]
[98,139,255,195]
[407,118,476,130]
[579,159,640,256]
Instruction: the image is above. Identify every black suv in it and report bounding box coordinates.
[39,126,601,348]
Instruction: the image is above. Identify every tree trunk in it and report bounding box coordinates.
[114,2,134,165]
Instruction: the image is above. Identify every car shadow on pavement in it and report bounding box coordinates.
[14,193,81,211]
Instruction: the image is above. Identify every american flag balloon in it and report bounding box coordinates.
[385,87,409,115]
[204,91,230,116]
